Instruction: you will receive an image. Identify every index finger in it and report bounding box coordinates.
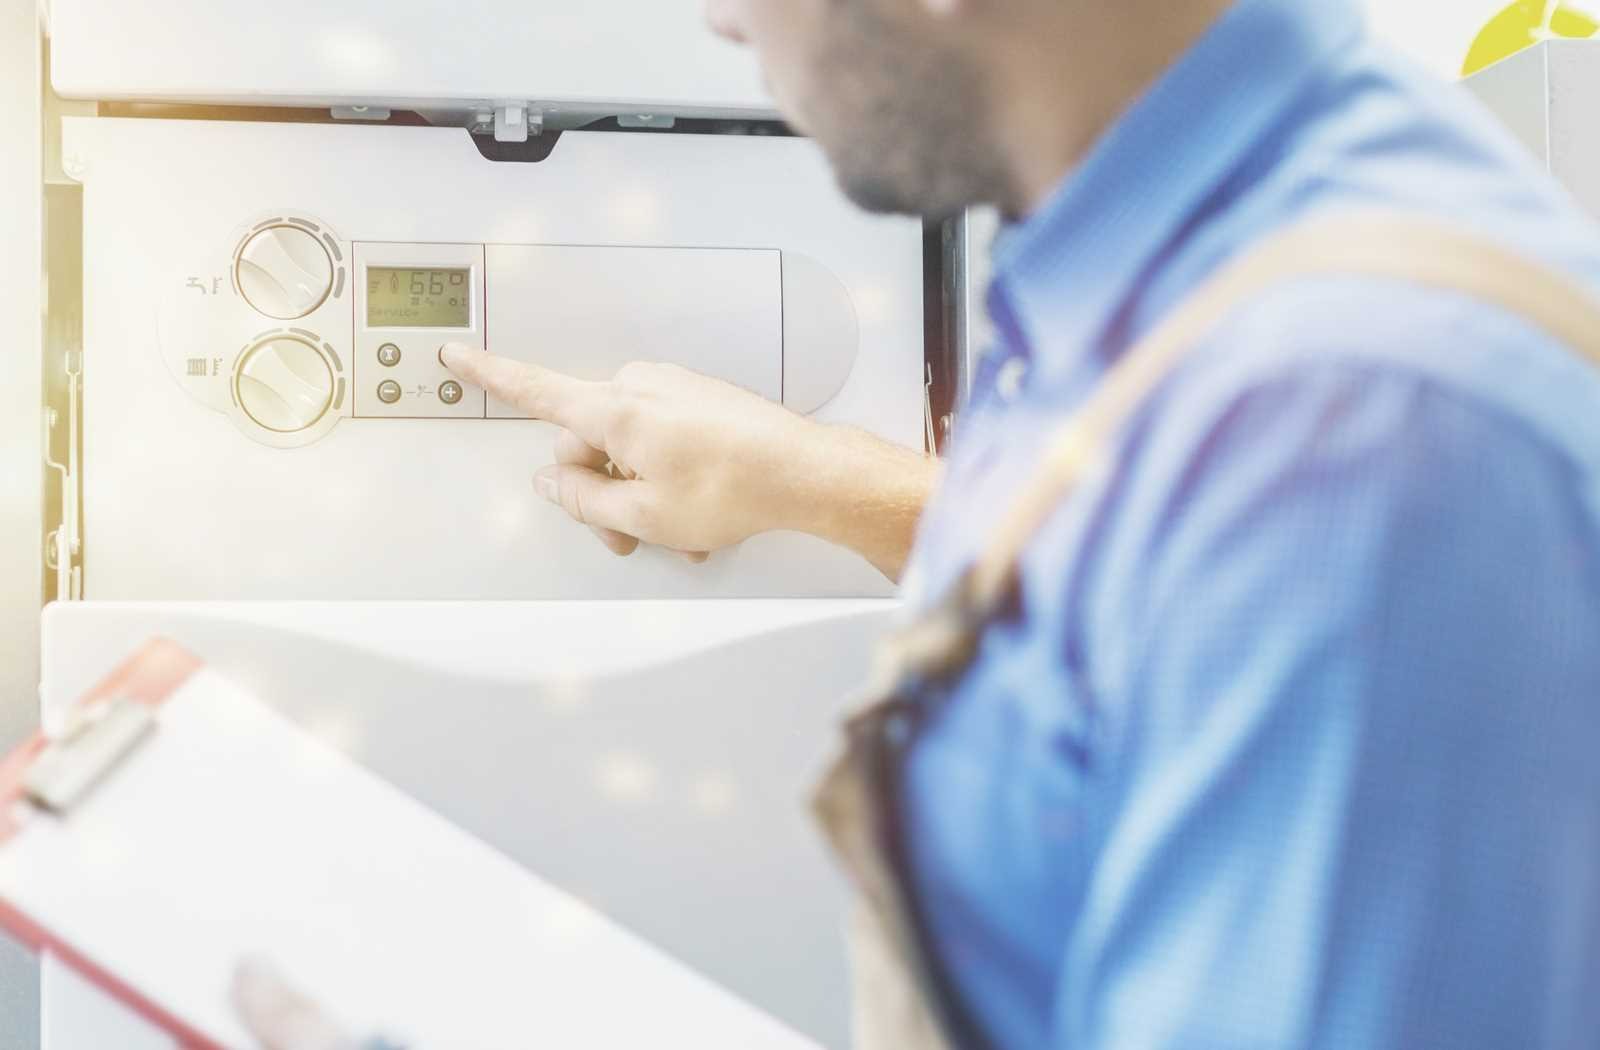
[440,343,611,446]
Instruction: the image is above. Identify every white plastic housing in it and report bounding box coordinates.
[67,117,924,600]
[49,0,772,118]
[483,244,785,414]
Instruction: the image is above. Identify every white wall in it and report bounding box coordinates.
[1365,0,1523,79]
[0,0,42,751]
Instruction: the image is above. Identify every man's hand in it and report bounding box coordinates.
[441,345,938,581]
[233,958,356,1050]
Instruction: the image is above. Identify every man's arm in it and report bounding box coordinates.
[441,344,939,581]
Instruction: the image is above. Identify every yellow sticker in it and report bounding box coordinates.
[1463,1,1600,77]
[1551,4,1600,36]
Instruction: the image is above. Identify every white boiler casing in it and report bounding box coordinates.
[66,116,924,601]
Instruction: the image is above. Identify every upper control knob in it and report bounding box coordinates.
[235,336,335,433]
[236,225,334,319]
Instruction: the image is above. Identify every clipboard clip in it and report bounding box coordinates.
[23,697,157,814]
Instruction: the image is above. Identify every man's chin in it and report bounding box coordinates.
[835,170,926,218]
[842,181,975,224]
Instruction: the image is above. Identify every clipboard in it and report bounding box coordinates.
[0,639,822,1050]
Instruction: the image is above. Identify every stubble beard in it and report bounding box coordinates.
[804,4,1013,219]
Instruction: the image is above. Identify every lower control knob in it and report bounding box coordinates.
[235,336,334,433]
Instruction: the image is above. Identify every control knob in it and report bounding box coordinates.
[236,225,334,320]
[235,336,335,433]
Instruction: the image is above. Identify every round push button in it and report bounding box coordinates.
[439,380,464,405]
[236,225,334,320]
[235,336,334,433]
[377,343,402,368]
[377,380,403,405]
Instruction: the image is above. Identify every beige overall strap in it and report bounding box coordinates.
[960,212,1600,623]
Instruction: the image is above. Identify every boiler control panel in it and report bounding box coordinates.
[159,212,851,448]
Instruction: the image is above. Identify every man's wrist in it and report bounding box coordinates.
[772,422,939,582]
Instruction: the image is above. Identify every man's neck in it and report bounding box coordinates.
[985,0,1237,218]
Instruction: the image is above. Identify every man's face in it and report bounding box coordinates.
[706,0,1009,218]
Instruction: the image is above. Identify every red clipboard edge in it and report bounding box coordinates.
[0,637,223,1050]
[0,896,224,1050]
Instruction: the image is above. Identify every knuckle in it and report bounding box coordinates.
[623,494,660,538]
[605,399,644,445]
[613,361,655,387]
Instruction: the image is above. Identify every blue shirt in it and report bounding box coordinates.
[897,2,1600,1048]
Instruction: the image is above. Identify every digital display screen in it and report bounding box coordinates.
[366,267,472,328]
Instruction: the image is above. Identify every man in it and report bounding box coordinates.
[243,0,1600,1046]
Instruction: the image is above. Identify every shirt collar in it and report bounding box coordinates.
[987,0,1364,378]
